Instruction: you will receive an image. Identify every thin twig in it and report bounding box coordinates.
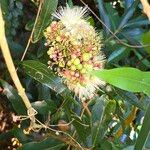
[67,99,92,150]
[80,0,150,48]
[20,0,43,61]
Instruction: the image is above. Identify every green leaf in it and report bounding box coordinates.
[0,0,9,17]
[92,95,106,146]
[105,3,120,31]
[32,0,58,43]
[134,103,150,150]
[71,113,90,144]
[31,100,56,115]
[118,0,139,29]
[99,139,117,150]
[145,133,150,149]
[123,145,134,150]
[18,138,65,150]
[97,0,111,36]
[67,0,73,7]
[125,18,150,28]
[93,68,150,96]
[142,31,150,53]
[0,79,26,115]
[116,89,145,110]
[22,60,66,93]
[25,19,34,31]
[108,47,127,63]
[22,60,77,105]
[13,127,29,144]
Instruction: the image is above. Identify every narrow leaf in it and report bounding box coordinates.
[92,95,106,146]
[134,103,150,150]
[0,79,26,115]
[33,0,58,42]
[142,31,150,53]
[97,0,111,35]
[18,138,64,150]
[22,60,65,93]
[118,0,139,29]
[22,60,77,105]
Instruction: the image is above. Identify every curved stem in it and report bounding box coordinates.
[0,7,32,111]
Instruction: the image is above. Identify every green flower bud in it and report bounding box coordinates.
[82,53,92,61]
[73,58,80,65]
[76,64,83,70]
[80,68,86,74]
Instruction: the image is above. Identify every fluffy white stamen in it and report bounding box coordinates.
[53,4,88,29]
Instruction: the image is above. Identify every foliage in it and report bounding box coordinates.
[0,0,150,150]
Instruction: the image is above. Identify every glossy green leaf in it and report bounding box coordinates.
[116,89,145,110]
[125,18,150,28]
[97,0,111,35]
[93,68,150,96]
[31,100,56,115]
[134,103,150,150]
[108,47,127,63]
[105,3,120,30]
[142,31,150,53]
[22,60,66,93]
[118,0,139,29]
[99,139,117,150]
[13,127,29,144]
[71,113,90,144]
[124,0,134,9]
[145,134,150,149]
[67,0,73,7]
[0,0,9,17]
[123,145,134,150]
[18,138,65,150]
[32,0,58,42]
[25,19,34,31]
[22,60,77,105]
[92,95,106,146]
[0,79,26,115]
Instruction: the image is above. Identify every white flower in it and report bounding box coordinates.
[52,4,88,29]
[45,5,105,100]
[67,76,105,100]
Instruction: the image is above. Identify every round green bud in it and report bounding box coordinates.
[80,68,86,74]
[76,64,83,70]
[82,53,92,61]
[73,58,80,66]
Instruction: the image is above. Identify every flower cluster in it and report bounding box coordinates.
[44,5,105,100]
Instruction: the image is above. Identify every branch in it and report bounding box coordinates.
[45,131,90,150]
[140,0,150,20]
[0,6,36,121]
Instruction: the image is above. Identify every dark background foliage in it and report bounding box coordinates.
[0,0,150,150]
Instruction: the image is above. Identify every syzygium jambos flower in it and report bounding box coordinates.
[44,5,105,100]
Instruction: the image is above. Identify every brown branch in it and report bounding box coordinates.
[20,0,43,61]
[0,6,37,128]
[140,0,150,20]
[45,131,90,150]
[80,0,150,48]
